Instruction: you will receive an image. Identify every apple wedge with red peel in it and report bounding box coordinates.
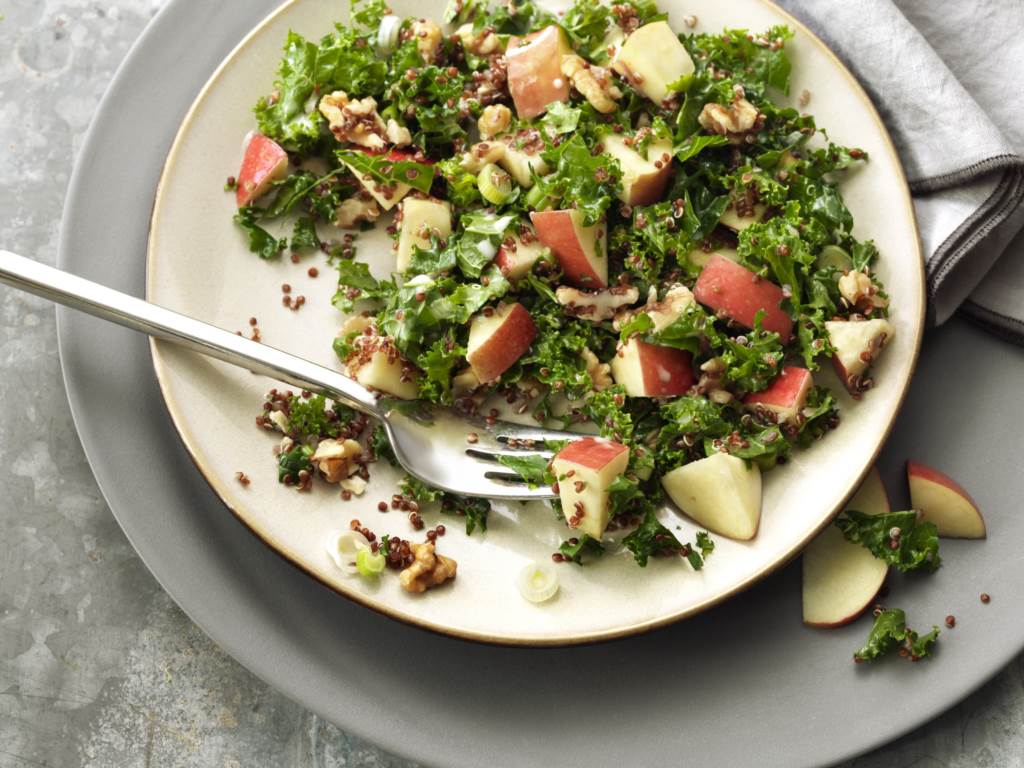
[530,209,608,289]
[612,21,695,104]
[610,339,695,397]
[506,26,571,119]
[743,366,813,424]
[719,202,767,232]
[802,467,890,627]
[552,438,630,539]
[495,229,548,280]
[661,453,762,540]
[396,197,452,272]
[466,302,537,383]
[601,134,673,206]
[347,336,419,400]
[908,461,986,539]
[236,133,288,207]
[825,318,894,394]
[693,253,793,338]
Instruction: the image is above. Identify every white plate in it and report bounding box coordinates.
[146,0,924,644]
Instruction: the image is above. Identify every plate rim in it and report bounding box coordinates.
[144,0,927,647]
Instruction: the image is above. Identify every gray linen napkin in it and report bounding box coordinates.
[778,0,1024,339]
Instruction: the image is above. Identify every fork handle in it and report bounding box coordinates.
[0,250,384,418]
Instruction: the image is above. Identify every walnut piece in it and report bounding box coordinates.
[556,285,640,322]
[385,118,412,147]
[561,54,622,114]
[399,542,457,593]
[696,357,733,404]
[838,270,888,311]
[312,438,363,484]
[334,193,382,229]
[319,91,387,150]
[580,348,613,391]
[411,19,443,63]
[478,104,512,139]
[697,96,761,144]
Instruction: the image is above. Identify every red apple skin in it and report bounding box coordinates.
[636,342,695,396]
[555,437,629,471]
[466,303,537,383]
[236,134,288,207]
[693,254,793,339]
[530,210,607,289]
[506,26,571,119]
[743,366,812,420]
[907,461,976,503]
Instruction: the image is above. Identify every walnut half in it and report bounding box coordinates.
[399,542,457,593]
[697,95,761,145]
[561,54,622,114]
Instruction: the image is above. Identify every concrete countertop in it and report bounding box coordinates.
[1,2,1022,766]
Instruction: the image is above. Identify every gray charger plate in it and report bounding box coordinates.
[57,0,1024,765]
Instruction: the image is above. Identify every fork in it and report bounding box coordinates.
[0,250,572,499]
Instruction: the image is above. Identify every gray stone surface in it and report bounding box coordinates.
[0,2,1021,766]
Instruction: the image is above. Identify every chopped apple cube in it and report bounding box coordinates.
[907,461,986,539]
[506,26,572,119]
[466,302,537,383]
[661,452,762,540]
[552,438,630,539]
[600,134,673,206]
[340,148,426,211]
[686,246,739,270]
[693,253,793,338]
[530,209,608,289]
[346,336,419,399]
[236,133,288,207]
[802,467,890,627]
[396,197,452,272]
[825,318,894,394]
[610,338,695,397]
[497,140,549,188]
[743,366,813,423]
[719,202,767,232]
[613,21,695,104]
[495,227,548,280]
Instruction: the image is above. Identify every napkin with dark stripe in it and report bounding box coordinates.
[779,0,1024,340]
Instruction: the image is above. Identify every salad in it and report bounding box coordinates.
[232,0,894,589]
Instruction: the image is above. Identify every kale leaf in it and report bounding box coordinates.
[854,608,940,663]
[560,534,605,565]
[835,510,941,573]
[234,207,286,259]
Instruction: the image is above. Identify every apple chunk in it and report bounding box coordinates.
[600,134,673,206]
[495,227,548,280]
[908,461,986,539]
[719,202,767,232]
[346,336,419,399]
[466,302,537,383]
[236,133,288,207]
[506,26,572,119]
[611,339,694,397]
[661,453,762,540]
[396,197,452,273]
[530,209,607,289]
[743,366,813,423]
[693,253,793,338]
[826,318,894,394]
[552,438,630,539]
[341,149,424,211]
[687,246,739,271]
[802,467,890,627]
[613,21,695,105]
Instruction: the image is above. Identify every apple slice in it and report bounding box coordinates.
[613,21,695,105]
[495,227,548,280]
[552,438,630,539]
[907,461,986,539]
[530,209,608,289]
[341,148,425,211]
[600,134,673,206]
[825,318,894,394]
[662,452,762,540]
[396,197,452,273]
[346,336,419,399]
[686,246,739,271]
[719,202,767,232]
[610,339,694,397]
[497,140,550,188]
[743,366,813,423]
[506,26,572,119]
[466,302,537,383]
[236,133,288,207]
[693,253,793,338]
[802,467,890,627]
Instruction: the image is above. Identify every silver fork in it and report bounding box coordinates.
[0,250,571,499]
